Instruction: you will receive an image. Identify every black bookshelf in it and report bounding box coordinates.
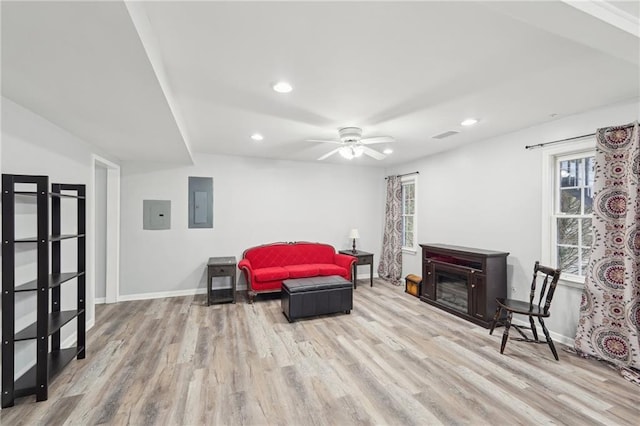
[1,174,86,408]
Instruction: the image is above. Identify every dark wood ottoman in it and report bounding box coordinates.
[282,276,353,322]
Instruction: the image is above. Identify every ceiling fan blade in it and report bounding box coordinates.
[317,148,342,161]
[306,139,342,144]
[360,136,395,145]
[361,146,386,160]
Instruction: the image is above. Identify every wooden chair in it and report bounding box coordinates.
[489,261,562,360]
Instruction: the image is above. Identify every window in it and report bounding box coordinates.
[541,137,595,285]
[401,177,417,251]
[554,153,595,276]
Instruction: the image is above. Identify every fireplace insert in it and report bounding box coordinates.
[435,269,468,313]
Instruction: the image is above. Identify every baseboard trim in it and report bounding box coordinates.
[512,318,574,347]
[119,275,379,302]
[235,273,380,291]
[95,297,106,304]
[62,333,78,349]
[119,288,207,302]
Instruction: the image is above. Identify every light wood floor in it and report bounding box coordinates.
[2,279,639,425]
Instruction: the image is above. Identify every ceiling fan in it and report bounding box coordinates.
[307,127,395,160]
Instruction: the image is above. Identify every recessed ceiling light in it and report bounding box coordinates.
[383,148,393,155]
[461,118,478,126]
[251,133,264,141]
[272,81,293,93]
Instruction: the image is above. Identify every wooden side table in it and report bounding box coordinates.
[207,256,237,305]
[339,250,374,289]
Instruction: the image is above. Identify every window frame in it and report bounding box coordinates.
[541,137,595,288]
[401,176,417,253]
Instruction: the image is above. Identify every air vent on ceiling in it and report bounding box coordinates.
[432,130,460,139]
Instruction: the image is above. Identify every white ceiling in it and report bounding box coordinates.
[2,1,639,166]
[606,1,640,19]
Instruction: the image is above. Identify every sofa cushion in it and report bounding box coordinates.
[283,264,319,278]
[314,263,349,277]
[254,267,289,282]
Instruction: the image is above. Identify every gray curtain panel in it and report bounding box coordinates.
[575,121,640,373]
[378,176,403,285]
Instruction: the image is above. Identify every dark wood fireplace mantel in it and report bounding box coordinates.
[420,244,509,328]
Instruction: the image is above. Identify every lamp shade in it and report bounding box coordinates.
[349,229,360,239]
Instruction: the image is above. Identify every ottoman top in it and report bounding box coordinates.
[283,276,352,293]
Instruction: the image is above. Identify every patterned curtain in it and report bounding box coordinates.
[575,121,640,373]
[378,176,403,285]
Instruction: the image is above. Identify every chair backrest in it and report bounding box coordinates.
[529,261,562,315]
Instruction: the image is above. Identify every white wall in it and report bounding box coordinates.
[119,154,385,298]
[1,97,118,377]
[386,99,640,344]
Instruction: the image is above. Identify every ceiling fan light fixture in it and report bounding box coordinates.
[339,146,354,159]
[339,127,363,142]
[383,148,393,155]
[311,127,393,161]
[461,118,478,126]
[272,81,293,93]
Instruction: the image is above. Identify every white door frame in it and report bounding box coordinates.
[90,155,120,321]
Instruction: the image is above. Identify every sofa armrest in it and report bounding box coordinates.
[238,259,254,286]
[334,253,357,273]
[238,258,252,270]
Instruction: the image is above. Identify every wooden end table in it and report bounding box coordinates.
[339,250,374,289]
[207,256,237,305]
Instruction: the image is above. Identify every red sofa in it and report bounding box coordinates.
[238,242,356,303]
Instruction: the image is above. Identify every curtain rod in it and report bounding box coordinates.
[385,171,419,179]
[525,133,595,150]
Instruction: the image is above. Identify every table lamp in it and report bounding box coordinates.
[349,229,360,253]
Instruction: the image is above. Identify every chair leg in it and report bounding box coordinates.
[500,311,513,355]
[539,317,559,361]
[489,306,502,335]
[528,315,539,341]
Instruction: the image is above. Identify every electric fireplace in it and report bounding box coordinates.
[420,244,509,328]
